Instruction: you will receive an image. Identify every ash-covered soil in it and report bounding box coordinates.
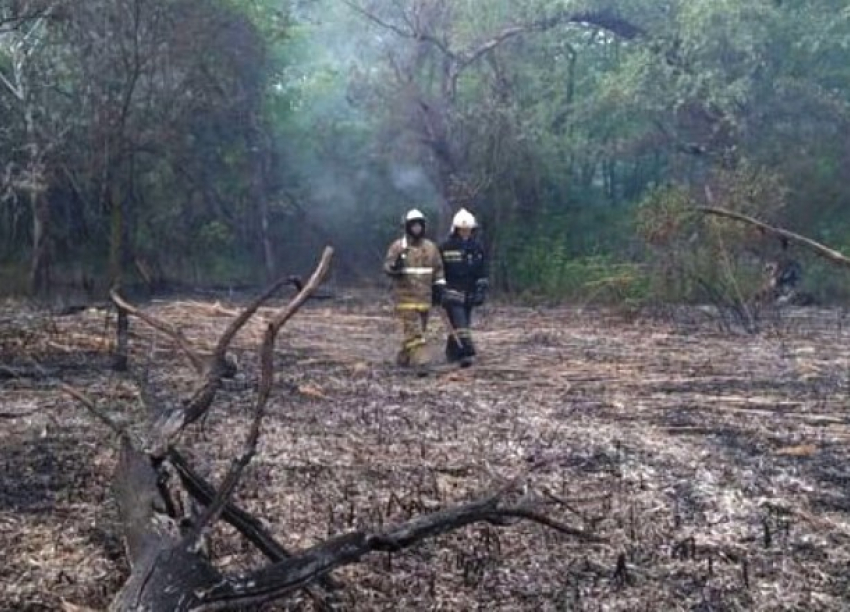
[2,293,850,611]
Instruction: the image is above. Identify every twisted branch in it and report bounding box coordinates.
[186,247,335,545]
[194,487,604,610]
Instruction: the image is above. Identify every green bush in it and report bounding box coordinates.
[505,236,649,305]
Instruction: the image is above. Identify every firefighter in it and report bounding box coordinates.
[760,259,803,305]
[439,208,488,367]
[759,238,804,305]
[384,209,446,369]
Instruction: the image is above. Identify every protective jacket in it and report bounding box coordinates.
[438,233,488,365]
[384,236,445,311]
[439,234,487,299]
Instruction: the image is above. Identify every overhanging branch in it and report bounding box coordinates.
[343,1,642,83]
[458,10,643,73]
[698,207,850,270]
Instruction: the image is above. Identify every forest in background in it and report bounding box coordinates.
[1,0,849,305]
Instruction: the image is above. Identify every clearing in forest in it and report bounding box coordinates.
[2,296,850,610]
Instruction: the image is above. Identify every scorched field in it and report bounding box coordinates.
[2,293,850,611]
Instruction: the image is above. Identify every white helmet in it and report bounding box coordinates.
[451,208,477,231]
[403,208,426,224]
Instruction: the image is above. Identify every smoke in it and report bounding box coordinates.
[310,169,358,210]
[389,164,432,192]
[267,1,447,276]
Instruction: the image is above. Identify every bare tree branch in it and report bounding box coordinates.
[168,450,292,560]
[185,401,267,551]
[342,1,642,89]
[169,454,340,608]
[110,289,206,373]
[59,383,133,441]
[456,11,642,77]
[492,506,600,540]
[165,249,340,611]
[106,249,339,610]
[122,269,307,457]
[0,68,24,101]
[698,206,850,270]
[340,0,457,59]
[267,246,335,335]
[193,488,604,610]
[169,449,347,594]
[0,2,59,32]
[175,270,301,426]
[186,247,335,547]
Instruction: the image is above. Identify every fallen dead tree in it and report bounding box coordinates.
[62,246,602,611]
[698,206,850,270]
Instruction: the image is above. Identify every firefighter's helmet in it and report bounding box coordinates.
[404,209,426,224]
[451,208,477,231]
[403,208,426,235]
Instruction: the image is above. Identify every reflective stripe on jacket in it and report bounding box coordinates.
[439,234,487,294]
[384,236,445,307]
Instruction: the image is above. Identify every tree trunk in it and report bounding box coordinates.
[109,188,125,288]
[244,117,275,283]
[113,306,129,372]
[258,193,275,283]
[435,169,454,237]
[23,96,50,297]
[28,189,50,297]
[108,439,220,611]
[108,182,132,371]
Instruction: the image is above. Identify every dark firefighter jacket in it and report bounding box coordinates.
[439,233,487,298]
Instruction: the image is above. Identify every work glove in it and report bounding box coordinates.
[470,278,489,306]
[389,251,407,274]
[431,283,444,307]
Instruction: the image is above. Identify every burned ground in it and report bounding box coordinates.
[2,295,850,610]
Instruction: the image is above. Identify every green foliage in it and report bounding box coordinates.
[196,220,234,253]
[510,249,649,306]
[499,206,649,304]
[3,0,850,304]
[634,164,793,322]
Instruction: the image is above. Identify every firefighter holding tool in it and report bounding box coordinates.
[384,209,446,370]
[438,208,488,367]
